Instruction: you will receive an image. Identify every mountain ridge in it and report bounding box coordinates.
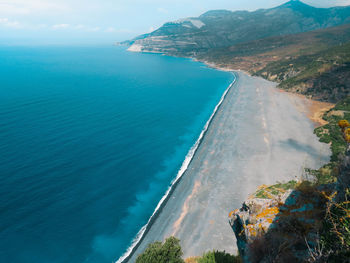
[123,1,350,54]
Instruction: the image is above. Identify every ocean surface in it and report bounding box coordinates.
[0,46,234,263]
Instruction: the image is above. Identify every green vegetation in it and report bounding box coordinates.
[316,97,350,159]
[198,22,350,103]
[321,190,350,262]
[136,238,242,263]
[301,97,350,185]
[197,251,241,263]
[193,23,350,104]
[294,98,350,261]
[136,237,184,263]
[315,98,350,261]
[255,189,269,199]
[255,180,298,199]
[200,23,350,72]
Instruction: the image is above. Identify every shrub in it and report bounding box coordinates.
[345,128,350,135]
[198,251,241,263]
[136,236,185,263]
[198,251,215,263]
[338,120,350,130]
[321,189,350,262]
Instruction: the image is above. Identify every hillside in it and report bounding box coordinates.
[196,23,350,72]
[193,22,350,103]
[255,41,350,102]
[123,1,350,55]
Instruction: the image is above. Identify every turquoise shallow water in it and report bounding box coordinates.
[0,46,233,263]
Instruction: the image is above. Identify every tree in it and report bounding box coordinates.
[136,236,184,263]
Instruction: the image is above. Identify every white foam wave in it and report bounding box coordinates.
[116,73,236,263]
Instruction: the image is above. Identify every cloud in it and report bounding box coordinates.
[157,7,168,14]
[105,27,116,32]
[0,17,22,28]
[87,26,100,32]
[0,3,29,15]
[50,23,109,32]
[105,27,133,33]
[74,24,85,30]
[0,0,70,16]
[35,24,48,29]
[334,0,350,5]
[305,0,350,6]
[52,23,69,29]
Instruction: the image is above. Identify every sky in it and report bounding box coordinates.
[0,0,350,45]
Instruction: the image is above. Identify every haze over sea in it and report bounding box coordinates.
[0,46,233,263]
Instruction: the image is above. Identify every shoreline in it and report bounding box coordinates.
[125,48,335,124]
[116,73,237,263]
[194,58,252,76]
[196,59,335,127]
[124,70,331,261]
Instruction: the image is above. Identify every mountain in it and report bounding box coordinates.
[124,0,350,55]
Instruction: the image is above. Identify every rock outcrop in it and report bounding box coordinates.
[229,185,292,260]
[229,182,330,262]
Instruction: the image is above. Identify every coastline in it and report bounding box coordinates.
[116,73,237,263]
[199,60,335,128]
[124,44,337,129]
[192,58,252,76]
[114,49,332,262]
[123,70,331,262]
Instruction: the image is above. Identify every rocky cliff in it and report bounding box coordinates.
[229,181,329,262]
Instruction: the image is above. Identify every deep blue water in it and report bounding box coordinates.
[0,46,233,263]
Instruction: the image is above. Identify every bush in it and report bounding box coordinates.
[338,120,350,130]
[198,251,241,263]
[136,236,185,263]
[321,189,350,262]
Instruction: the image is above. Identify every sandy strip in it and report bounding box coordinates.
[279,90,334,127]
[126,71,331,262]
[307,100,334,127]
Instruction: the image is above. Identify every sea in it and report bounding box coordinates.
[0,45,234,263]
